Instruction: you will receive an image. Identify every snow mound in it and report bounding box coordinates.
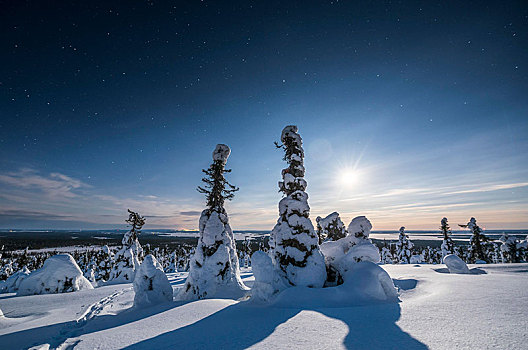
[133,255,173,307]
[0,266,30,293]
[273,262,398,308]
[443,254,470,274]
[17,254,93,296]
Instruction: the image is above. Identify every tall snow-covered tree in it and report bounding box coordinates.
[269,126,326,288]
[109,210,145,282]
[395,226,413,264]
[316,212,347,244]
[179,144,248,300]
[440,217,455,258]
[466,217,489,263]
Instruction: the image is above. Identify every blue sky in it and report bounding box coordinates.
[0,1,527,230]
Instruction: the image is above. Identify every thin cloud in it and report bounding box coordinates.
[442,182,528,195]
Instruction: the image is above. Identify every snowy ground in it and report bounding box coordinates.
[1,264,527,349]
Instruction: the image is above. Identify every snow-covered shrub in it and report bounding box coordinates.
[440,217,455,258]
[0,266,30,293]
[179,144,248,300]
[320,216,380,286]
[316,212,347,243]
[17,254,93,296]
[467,217,489,263]
[268,126,326,289]
[443,254,470,274]
[133,254,173,307]
[109,210,145,283]
[395,227,413,264]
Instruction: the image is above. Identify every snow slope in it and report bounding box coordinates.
[0,265,527,349]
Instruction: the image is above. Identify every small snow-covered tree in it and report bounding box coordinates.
[316,212,347,243]
[0,260,13,281]
[395,227,413,264]
[440,217,455,258]
[96,245,113,281]
[269,126,326,288]
[380,245,394,264]
[518,236,528,262]
[109,210,145,282]
[466,217,489,263]
[179,144,247,300]
[499,233,520,263]
[133,254,173,307]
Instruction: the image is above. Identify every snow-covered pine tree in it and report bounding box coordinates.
[109,210,145,282]
[499,233,520,263]
[440,217,455,258]
[96,245,113,281]
[179,144,248,300]
[269,126,326,288]
[466,217,489,263]
[395,226,413,264]
[0,260,13,281]
[316,212,347,244]
[380,245,394,264]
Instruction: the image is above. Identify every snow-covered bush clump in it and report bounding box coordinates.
[320,216,380,285]
[443,254,470,274]
[109,210,145,283]
[133,254,173,307]
[17,254,93,296]
[0,266,30,293]
[395,227,413,264]
[440,217,455,258]
[499,233,523,263]
[179,144,248,300]
[268,126,326,289]
[316,212,347,243]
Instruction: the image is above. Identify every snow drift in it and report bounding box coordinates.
[272,261,398,308]
[17,254,93,296]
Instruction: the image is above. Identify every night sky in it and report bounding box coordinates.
[1,1,527,230]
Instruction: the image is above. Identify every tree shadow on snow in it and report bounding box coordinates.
[123,300,427,350]
[0,301,180,349]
